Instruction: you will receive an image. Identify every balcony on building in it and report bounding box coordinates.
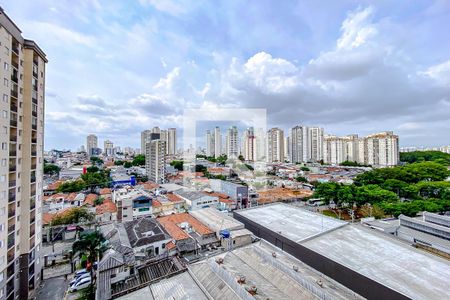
[8,190,15,203]
[9,159,16,172]
[8,203,15,218]
[30,198,36,210]
[30,223,35,238]
[32,120,37,131]
[6,278,14,299]
[30,210,36,224]
[30,185,36,197]
[7,248,15,265]
[8,219,15,234]
[12,40,19,56]
[29,237,35,250]
[31,145,37,156]
[31,171,36,183]
[10,82,18,98]
[10,112,17,127]
[10,97,17,113]
[31,132,37,144]
[11,69,18,84]
[7,232,15,249]
[8,147,16,157]
[32,90,37,103]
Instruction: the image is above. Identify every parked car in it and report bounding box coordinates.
[75,269,88,277]
[69,277,92,292]
[69,273,90,286]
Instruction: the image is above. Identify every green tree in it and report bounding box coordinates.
[170,160,184,171]
[295,176,308,183]
[114,160,124,166]
[57,180,86,193]
[81,172,109,192]
[73,231,107,287]
[414,181,450,199]
[86,166,99,173]
[400,150,450,165]
[195,164,207,173]
[44,163,60,175]
[90,157,103,165]
[301,167,310,172]
[51,207,94,225]
[132,154,145,166]
[123,161,133,168]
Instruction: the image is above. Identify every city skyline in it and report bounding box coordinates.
[4,1,449,150]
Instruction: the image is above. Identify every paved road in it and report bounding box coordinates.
[36,276,70,300]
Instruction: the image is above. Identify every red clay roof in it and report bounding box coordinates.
[95,199,117,215]
[46,181,63,190]
[99,188,111,195]
[157,213,213,241]
[152,200,162,208]
[67,193,77,201]
[166,193,183,203]
[84,193,98,206]
[166,241,176,250]
[140,181,160,190]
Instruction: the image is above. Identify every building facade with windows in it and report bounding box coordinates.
[0,8,47,299]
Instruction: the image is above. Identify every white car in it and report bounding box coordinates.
[69,273,90,286]
[69,277,92,292]
[75,269,88,277]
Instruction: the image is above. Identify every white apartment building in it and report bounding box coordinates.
[145,139,166,184]
[140,130,152,154]
[167,128,176,155]
[205,130,214,157]
[104,139,114,156]
[324,131,399,167]
[308,127,324,162]
[226,126,239,159]
[267,128,284,163]
[214,126,222,158]
[86,134,98,156]
[290,125,308,163]
[0,8,47,299]
[113,187,153,221]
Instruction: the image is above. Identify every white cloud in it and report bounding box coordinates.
[420,60,450,85]
[337,6,378,50]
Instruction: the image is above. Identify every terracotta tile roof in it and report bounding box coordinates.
[67,193,77,201]
[157,213,213,241]
[166,241,176,250]
[152,200,162,208]
[84,193,98,206]
[99,188,111,195]
[46,180,63,190]
[257,188,313,204]
[139,181,160,190]
[206,192,230,199]
[166,193,183,203]
[95,199,117,215]
[42,213,55,225]
[219,198,234,204]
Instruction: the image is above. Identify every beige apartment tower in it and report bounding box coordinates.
[0,8,47,300]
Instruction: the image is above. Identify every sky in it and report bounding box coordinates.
[4,0,450,150]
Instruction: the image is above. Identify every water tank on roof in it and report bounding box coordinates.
[220,229,230,238]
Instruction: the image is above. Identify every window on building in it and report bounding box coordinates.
[1,110,6,118]
[1,159,5,166]
[3,78,7,87]
[1,142,6,150]
[3,62,7,70]
[2,94,7,102]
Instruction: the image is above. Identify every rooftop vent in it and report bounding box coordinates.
[237,275,246,284]
[215,257,224,265]
[293,265,298,272]
[246,285,257,295]
[272,252,277,258]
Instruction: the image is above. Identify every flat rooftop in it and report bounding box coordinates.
[190,241,362,300]
[235,203,347,242]
[190,208,244,233]
[302,225,450,300]
[116,272,208,300]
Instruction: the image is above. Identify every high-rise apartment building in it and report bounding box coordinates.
[324,131,399,167]
[86,134,98,156]
[205,130,214,157]
[226,126,239,159]
[214,127,221,158]
[242,127,256,161]
[141,130,151,154]
[290,125,309,163]
[267,128,284,163]
[0,8,47,299]
[284,136,290,162]
[145,139,166,184]
[167,128,176,155]
[308,127,324,162]
[104,140,114,156]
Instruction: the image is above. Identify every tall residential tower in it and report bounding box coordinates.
[0,8,47,299]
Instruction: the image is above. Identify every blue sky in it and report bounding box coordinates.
[4,0,450,150]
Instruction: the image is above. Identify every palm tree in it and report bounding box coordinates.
[72,231,107,284]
